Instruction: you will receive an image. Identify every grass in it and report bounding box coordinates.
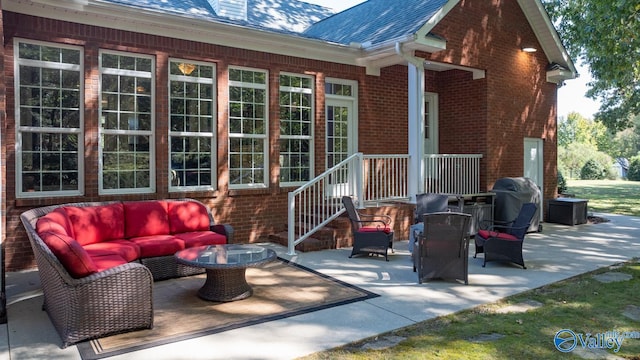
[299,180,640,360]
[566,179,640,217]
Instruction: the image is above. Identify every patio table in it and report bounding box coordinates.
[175,244,277,302]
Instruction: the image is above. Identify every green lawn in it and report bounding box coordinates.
[566,179,640,217]
[299,180,640,360]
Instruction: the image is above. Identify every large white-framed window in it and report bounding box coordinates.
[228,66,268,189]
[168,59,216,191]
[99,50,155,194]
[15,39,84,198]
[279,72,314,186]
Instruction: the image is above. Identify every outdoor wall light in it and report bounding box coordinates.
[521,46,537,53]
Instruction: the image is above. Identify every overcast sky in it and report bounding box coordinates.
[302,0,598,119]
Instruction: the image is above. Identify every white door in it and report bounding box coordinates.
[326,99,355,196]
[524,137,544,219]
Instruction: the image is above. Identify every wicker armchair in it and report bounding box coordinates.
[413,212,472,284]
[20,203,154,348]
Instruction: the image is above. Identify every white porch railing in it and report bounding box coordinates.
[362,154,410,203]
[424,154,482,194]
[287,154,363,255]
[287,153,482,255]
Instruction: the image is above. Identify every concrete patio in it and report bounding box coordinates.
[0,212,638,360]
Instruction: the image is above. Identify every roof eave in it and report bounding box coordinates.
[517,0,578,81]
[5,0,364,66]
[356,35,448,75]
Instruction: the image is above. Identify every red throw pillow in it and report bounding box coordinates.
[123,201,170,238]
[63,203,125,245]
[358,226,392,234]
[40,231,97,278]
[168,201,210,234]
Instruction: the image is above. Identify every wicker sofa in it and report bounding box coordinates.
[20,198,234,348]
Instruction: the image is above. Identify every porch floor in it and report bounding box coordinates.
[1,212,639,359]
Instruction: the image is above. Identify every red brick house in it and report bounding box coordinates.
[0,0,575,276]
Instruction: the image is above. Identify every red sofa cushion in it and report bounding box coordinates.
[174,231,227,248]
[168,201,210,234]
[90,253,128,272]
[358,226,392,234]
[40,231,97,278]
[83,239,141,262]
[36,208,74,236]
[129,235,185,258]
[477,229,519,241]
[63,203,125,246]
[123,201,170,238]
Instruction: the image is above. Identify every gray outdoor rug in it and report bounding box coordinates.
[77,258,378,359]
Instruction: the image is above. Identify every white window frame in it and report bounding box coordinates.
[98,50,155,195]
[168,58,217,192]
[324,78,358,169]
[279,72,314,187]
[14,38,84,198]
[228,66,269,189]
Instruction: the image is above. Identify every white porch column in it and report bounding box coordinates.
[407,61,425,201]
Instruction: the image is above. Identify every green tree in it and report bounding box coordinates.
[610,114,640,159]
[544,1,640,132]
[628,156,640,180]
[557,112,613,151]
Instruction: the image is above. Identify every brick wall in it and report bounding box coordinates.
[1,0,559,270]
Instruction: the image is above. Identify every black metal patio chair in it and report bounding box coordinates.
[341,196,394,261]
[474,202,537,269]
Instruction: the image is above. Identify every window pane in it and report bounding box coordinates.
[169,60,216,190]
[279,74,313,184]
[100,51,154,193]
[16,41,82,196]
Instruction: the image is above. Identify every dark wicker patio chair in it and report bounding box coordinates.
[342,196,394,261]
[409,193,463,253]
[414,193,461,223]
[413,212,472,284]
[474,202,537,269]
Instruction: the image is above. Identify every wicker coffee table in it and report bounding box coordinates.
[175,244,277,302]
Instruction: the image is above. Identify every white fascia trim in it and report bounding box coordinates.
[517,0,577,78]
[414,0,461,39]
[5,0,363,66]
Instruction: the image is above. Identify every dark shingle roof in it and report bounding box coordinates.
[100,0,450,45]
[100,0,335,34]
[303,0,449,45]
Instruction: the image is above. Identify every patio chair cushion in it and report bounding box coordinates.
[168,201,211,234]
[358,226,392,234]
[477,229,519,241]
[40,231,97,278]
[123,200,170,238]
[36,208,74,237]
[63,203,126,246]
[174,231,227,247]
[90,253,129,272]
[129,234,185,258]
[82,239,141,262]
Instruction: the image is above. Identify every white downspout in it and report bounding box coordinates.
[395,42,426,201]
